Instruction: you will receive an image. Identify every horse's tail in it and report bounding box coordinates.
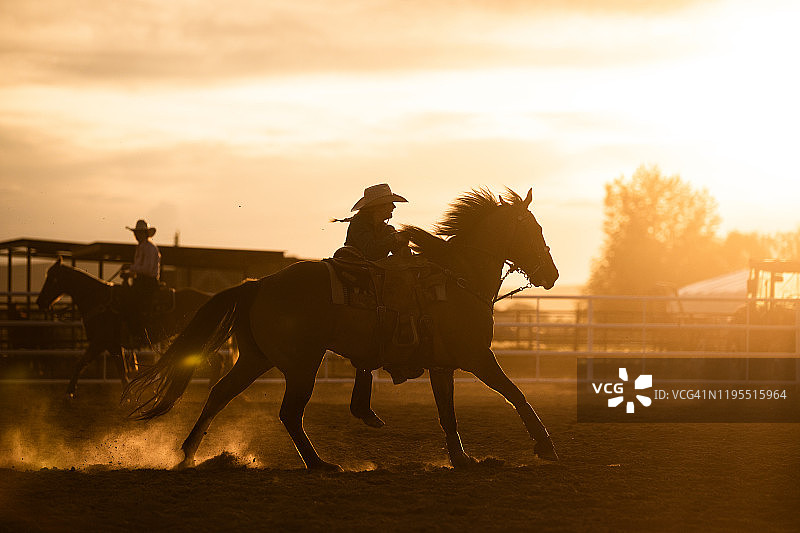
[123,280,260,420]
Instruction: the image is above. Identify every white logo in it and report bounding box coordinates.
[593,368,653,413]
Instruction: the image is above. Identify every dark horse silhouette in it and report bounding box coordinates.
[125,188,559,470]
[36,258,212,398]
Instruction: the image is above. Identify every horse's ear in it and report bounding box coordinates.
[524,188,533,208]
[56,255,63,265]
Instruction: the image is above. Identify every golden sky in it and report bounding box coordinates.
[2,0,799,285]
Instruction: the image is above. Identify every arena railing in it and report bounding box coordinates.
[2,292,798,383]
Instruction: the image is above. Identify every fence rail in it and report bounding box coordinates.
[2,291,799,383]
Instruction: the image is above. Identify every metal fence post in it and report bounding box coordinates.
[642,299,647,352]
[586,297,593,353]
[745,302,751,353]
[535,299,540,351]
[795,306,800,356]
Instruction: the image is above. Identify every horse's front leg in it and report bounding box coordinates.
[350,368,385,428]
[429,367,476,467]
[471,352,558,461]
[66,345,104,399]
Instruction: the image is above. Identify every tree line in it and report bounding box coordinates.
[587,165,800,295]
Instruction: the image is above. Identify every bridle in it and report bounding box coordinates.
[38,269,64,312]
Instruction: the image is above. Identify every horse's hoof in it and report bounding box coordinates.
[534,439,559,461]
[173,458,196,470]
[355,410,385,428]
[451,454,478,469]
[309,461,343,473]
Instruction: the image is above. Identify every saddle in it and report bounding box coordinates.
[111,283,176,316]
[150,284,176,315]
[110,283,177,348]
[325,248,448,383]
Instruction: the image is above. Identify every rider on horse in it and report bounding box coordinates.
[334,183,411,260]
[121,219,161,346]
[333,184,415,424]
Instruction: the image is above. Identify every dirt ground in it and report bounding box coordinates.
[0,379,798,532]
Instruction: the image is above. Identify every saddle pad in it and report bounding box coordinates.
[324,261,347,305]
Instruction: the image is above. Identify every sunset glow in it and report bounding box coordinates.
[2,0,799,284]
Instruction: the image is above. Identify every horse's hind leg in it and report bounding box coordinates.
[350,369,384,428]
[430,368,476,467]
[280,354,342,471]
[120,348,138,381]
[471,352,558,461]
[206,352,224,388]
[178,344,272,469]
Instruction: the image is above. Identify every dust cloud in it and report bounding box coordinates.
[0,384,286,471]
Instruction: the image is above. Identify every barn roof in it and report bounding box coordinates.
[73,241,288,270]
[674,270,748,315]
[0,238,86,257]
[0,238,294,270]
[678,269,748,300]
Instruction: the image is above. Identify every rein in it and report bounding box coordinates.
[442,261,534,306]
[434,265,494,309]
[494,262,536,303]
[494,284,532,303]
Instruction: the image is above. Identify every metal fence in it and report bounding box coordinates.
[2,291,799,383]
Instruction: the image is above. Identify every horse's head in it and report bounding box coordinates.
[37,257,68,311]
[434,187,559,291]
[499,188,559,290]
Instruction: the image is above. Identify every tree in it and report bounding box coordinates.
[718,231,774,269]
[772,228,800,259]
[719,229,800,268]
[588,165,723,295]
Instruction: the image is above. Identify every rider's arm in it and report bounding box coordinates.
[346,220,396,260]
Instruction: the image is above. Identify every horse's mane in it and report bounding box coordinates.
[434,188,519,237]
[402,187,524,259]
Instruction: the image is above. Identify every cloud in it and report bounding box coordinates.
[0,120,599,251]
[1,117,726,285]
[0,0,711,86]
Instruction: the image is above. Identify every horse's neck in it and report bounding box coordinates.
[64,268,110,312]
[448,234,506,299]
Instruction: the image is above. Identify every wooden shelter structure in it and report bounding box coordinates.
[1,237,301,307]
[1,238,304,378]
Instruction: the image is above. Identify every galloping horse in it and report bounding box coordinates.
[36,258,212,398]
[126,188,559,470]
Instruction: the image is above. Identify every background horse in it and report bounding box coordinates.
[126,187,559,470]
[36,258,213,398]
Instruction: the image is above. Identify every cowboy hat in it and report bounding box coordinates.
[126,219,156,237]
[351,183,408,212]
